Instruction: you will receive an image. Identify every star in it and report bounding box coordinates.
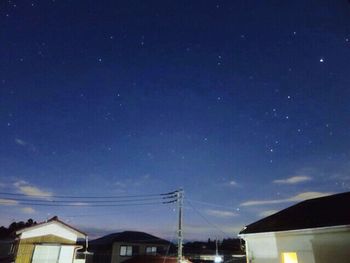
[319,58,324,63]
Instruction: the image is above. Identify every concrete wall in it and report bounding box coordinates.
[242,226,350,263]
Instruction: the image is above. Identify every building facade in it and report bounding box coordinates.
[239,192,350,263]
[90,231,171,263]
[9,216,87,263]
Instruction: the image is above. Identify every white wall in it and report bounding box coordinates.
[242,226,350,263]
[32,245,83,263]
[58,246,75,263]
[20,222,78,241]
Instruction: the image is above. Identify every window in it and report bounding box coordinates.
[32,245,61,263]
[145,246,157,254]
[120,246,133,256]
[282,252,298,263]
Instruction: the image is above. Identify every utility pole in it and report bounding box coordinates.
[177,189,184,263]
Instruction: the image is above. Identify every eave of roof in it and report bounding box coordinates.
[16,216,86,237]
[239,224,350,237]
[239,191,350,235]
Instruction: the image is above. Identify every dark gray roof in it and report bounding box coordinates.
[240,191,350,235]
[90,231,170,245]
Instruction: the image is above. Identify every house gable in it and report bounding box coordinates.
[18,221,83,242]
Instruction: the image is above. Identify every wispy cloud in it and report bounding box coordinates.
[69,202,89,206]
[15,138,27,146]
[114,174,152,189]
[205,209,238,218]
[14,138,36,151]
[273,175,312,184]
[0,198,18,206]
[228,180,238,186]
[183,223,244,237]
[259,210,278,217]
[240,191,333,206]
[14,181,52,199]
[21,207,36,214]
[114,181,127,188]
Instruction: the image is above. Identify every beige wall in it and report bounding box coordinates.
[242,226,350,263]
[15,234,75,263]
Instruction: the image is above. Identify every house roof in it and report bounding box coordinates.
[16,216,87,237]
[90,231,170,245]
[239,191,350,235]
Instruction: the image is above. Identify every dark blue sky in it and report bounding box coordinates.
[1,0,350,239]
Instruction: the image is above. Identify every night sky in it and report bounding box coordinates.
[1,0,350,240]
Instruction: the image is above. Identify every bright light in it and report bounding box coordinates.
[282,252,298,263]
[214,256,223,263]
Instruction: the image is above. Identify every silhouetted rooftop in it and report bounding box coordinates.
[240,191,350,234]
[90,231,170,245]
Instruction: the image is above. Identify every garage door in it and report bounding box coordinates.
[32,245,60,263]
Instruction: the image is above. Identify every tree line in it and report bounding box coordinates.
[0,219,37,238]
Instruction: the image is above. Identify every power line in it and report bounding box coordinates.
[0,196,176,203]
[185,199,230,237]
[0,191,177,199]
[0,190,179,207]
[186,198,237,210]
[0,200,174,207]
